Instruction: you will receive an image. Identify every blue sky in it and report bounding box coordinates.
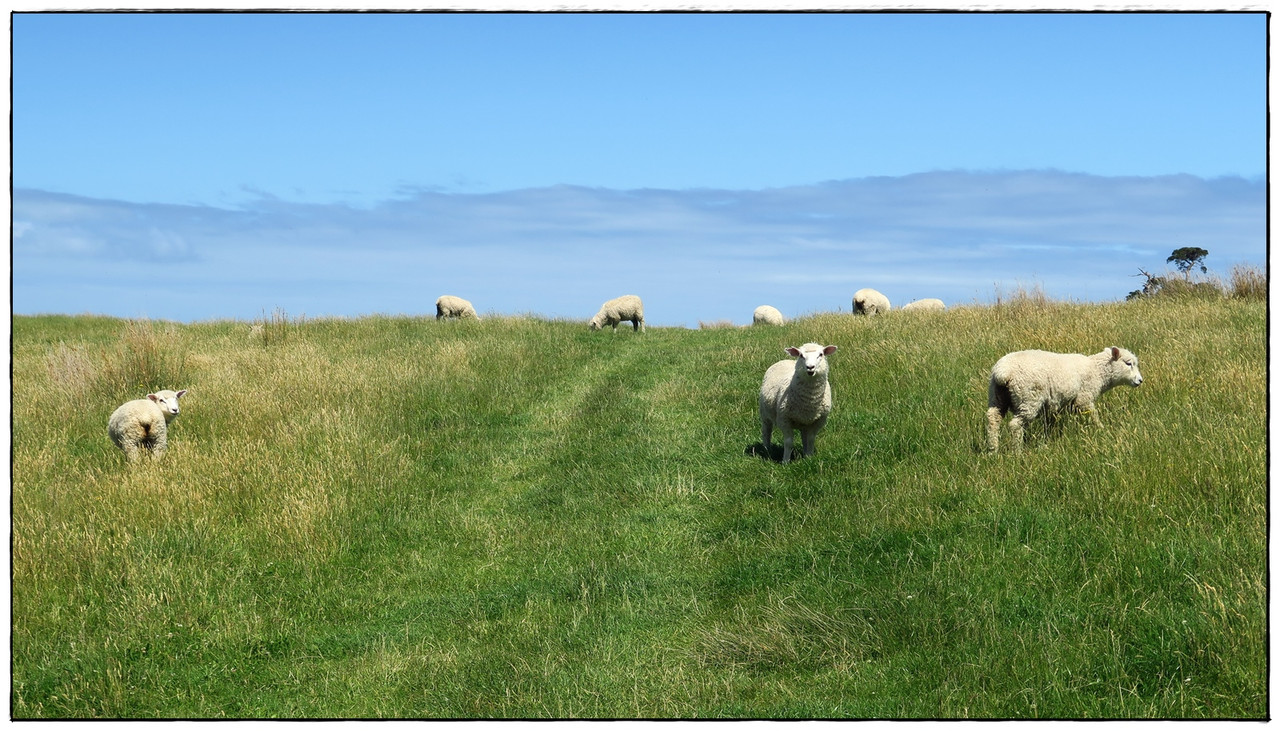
[13,12,1268,326]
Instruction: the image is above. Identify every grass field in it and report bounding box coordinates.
[10,294,1267,718]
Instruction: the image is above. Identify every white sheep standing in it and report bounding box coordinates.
[108,389,188,462]
[902,298,946,312]
[986,347,1143,453]
[853,288,891,315]
[435,295,480,321]
[752,305,785,326]
[589,294,645,333]
[759,343,839,463]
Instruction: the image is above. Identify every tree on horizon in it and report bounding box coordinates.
[1168,247,1210,281]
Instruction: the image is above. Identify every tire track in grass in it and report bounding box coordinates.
[454,333,714,697]
[463,335,652,548]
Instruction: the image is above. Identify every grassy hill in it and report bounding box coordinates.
[10,296,1267,718]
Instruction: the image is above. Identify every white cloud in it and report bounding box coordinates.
[12,171,1265,325]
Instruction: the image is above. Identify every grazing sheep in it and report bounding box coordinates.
[752,305,785,326]
[435,295,480,321]
[902,298,946,312]
[759,343,839,463]
[853,288,891,315]
[589,294,645,333]
[986,347,1143,453]
[108,389,188,462]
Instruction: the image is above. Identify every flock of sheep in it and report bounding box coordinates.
[105,288,1144,463]
[751,288,1141,462]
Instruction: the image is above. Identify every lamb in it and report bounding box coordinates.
[902,298,946,312]
[759,343,839,463]
[986,347,1143,453]
[435,295,480,321]
[853,288,891,315]
[108,389,188,462]
[589,294,645,333]
[752,305,785,326]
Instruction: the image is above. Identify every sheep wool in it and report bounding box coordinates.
[986,346,1143,452]
[589,295,645,333]
[853,288,891,315]
[759,343,838,463]
[752,305,785,326]
[902,298,946,312]
[436,295,480,321]
[108,389,188,462]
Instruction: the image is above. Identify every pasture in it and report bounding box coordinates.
[10,295,1266,718]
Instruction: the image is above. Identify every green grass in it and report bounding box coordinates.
[11,298,1266,718]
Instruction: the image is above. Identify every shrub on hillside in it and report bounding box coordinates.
[1128,264,1266,303]
[1128,268,1231,302]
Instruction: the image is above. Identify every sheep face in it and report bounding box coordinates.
[588,317,603,331]
[148,389,187,421]
[786,344,838,377]
[1107,347,1143,388]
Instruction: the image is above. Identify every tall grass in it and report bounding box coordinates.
[249,307,305,347]
[990,281,1057,308]
[698,319,739,329]
[10,298,1266,719]
[45,319,189,404]
[1226,264,1267,301]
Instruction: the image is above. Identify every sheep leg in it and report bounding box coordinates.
[1007,414,1028,452]
[760,415,773,451]
[1077,398,1102,426]
[121,441,142,463]
[780,425,796,463]
[801,428,816,458]
[985,407,1003,452]
[986,379,1013,453]
[151,430,168,461]
[1005,390,1042,451]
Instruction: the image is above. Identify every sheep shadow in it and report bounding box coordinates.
[745,442,785,462]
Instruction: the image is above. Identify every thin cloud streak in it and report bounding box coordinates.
[13,171,1265,326]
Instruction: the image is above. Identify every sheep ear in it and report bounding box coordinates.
[147,393,159,402]
[785,347,801,357]
[176,390,187,399]
[1110,347,1120,360]
[823,345,838,355]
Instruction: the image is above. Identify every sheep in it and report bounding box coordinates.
[853,288,891,315]
[435,295,480,321]
[986,347,1143,453]
[589,294,645,333]
[108,389,188,462]
[759,343,839,463]
[902,298,946,312]
[752,305,785,326]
